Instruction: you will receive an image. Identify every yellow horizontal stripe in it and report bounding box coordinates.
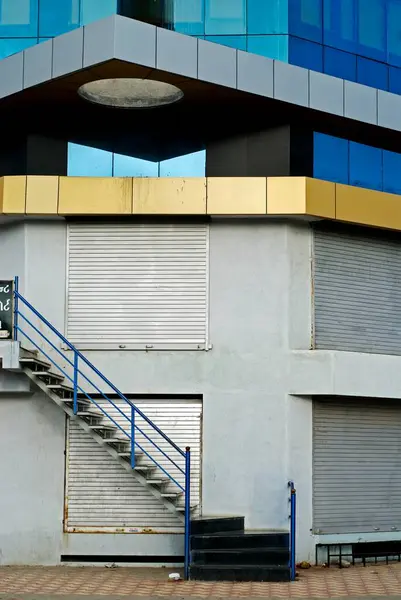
[1,175,401,232]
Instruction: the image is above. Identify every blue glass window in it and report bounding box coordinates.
[159,151,206,177]
[383,150,401,195]
[205,35,246,50]
[39,0,80,37]
[289,36,323,71]
[205,0,246,35]
[356,0,386,62]
[289,0,323,43]
[80,0,117,26]
[313,133,349,184]
[349,141,382,191]
[357,56,388,91]
[387,0,401,67]
[113,154,158,177]
[389,66,401,94]
[247,35,289,61]
[0,37,37,59]
[323,46,356,81]
[172,0,205,36]
[247,0,288,35]
[0,0,38,38]
[68,143,113,177]
[323,0,356,54]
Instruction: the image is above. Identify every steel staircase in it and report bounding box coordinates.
[10,279,192,577]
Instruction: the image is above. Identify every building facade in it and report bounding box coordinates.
[0,0,401,576]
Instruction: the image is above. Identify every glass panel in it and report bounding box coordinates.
[289,0,323,43]
[205,35,246,50]
[0,36,37,59]
[387,0,401,67]
[172,0,205,35]
[323,46,356,81]
[289,36,323,71]
[349,141,382,191]
[0,0,38,37]
[389,66,401,94]
[159,150,206,177]
[313,133,349,184]
[81,0,117,26]
[205,0,246,35]
[68,143,113,177]
[113,154,158,177]
[247,0,288,35]
[383,150,401,195]
[323,0,356,53]
[247,34,289,60]
[357,56,388,91]
[356,0,386,62]
[39,0,80,37]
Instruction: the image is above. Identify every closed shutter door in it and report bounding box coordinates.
[65,398,202,532]
[67,222,209,349]
[313,397,401,534]
[313,224,401,355]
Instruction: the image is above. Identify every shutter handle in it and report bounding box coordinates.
[146,345,154,349]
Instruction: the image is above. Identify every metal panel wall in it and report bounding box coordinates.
[67,222,209,349]
[313,397,401,534]
[65,398,202,532]
[313,224,401,355]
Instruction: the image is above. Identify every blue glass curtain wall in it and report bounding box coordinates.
[314,133,401,196]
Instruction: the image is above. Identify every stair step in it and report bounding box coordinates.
[20,357,51,370]
[134,464,156,472]
[47,384,74,394]
[103,438,129,446]
[161,492,183,499]
[189,564,290,582]
[191,517,245,536]
[76,411,103,418]
[147,478,170,485]
[88,424,116,431]
[59,397,90,407]
[191,548,289,566]
[191,532,289,551]
[32,370,65,382]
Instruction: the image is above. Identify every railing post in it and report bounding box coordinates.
[288,481,296,581]
[184,447,191,580]
[73,351,78,415]
[131,406,136,468]
[13,276,19,341]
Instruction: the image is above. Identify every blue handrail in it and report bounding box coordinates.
[288,480,296,581]
[12,276,192,579]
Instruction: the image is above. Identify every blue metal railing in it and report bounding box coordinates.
[288,480,296,581]
[12,276,191,578]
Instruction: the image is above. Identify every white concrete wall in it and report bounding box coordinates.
[0,217,314,563]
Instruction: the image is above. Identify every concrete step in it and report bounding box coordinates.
[191,516,245,536]
[189,564,290,582]
[191,547,290,566]
[191,531,289,551]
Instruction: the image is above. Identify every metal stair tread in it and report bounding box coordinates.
[47,384,74,392]
[88,424,116,430]
[20,357,51,369]
[32,370,64,381]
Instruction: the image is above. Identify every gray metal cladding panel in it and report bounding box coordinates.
[313,397,401,534]
[313,224,401,355]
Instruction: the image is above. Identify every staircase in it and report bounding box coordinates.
[190,517,291,582]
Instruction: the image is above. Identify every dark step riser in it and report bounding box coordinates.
[191,534,289,551]
[191,517,245,536]
[191,550,289,566]
[189,567,290,583]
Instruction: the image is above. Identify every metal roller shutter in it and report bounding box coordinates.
[65,398,202,532]
[313,224,401,355]
[313,397,401,534]
[67,222,209,349]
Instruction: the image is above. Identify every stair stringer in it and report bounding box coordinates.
[21,366,186,523]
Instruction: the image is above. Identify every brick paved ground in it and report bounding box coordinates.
[1,563,401,597]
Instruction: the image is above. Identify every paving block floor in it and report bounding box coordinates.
[1,564,401,597]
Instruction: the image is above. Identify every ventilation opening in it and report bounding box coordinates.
[61,555,184,564]
[316,541,401,567]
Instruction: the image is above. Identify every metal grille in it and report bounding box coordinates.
[65,398,202,532]
[67,222,209,349]
[313,224,401,355]
[313,397,401,534]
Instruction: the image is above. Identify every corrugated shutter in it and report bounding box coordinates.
[65,398,202,532]
[313,224,401,355]
[313,397,401,534]
[67,222,209,349]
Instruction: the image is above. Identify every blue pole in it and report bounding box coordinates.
[289,481,296,581]
[184,447,191,580]
[73,351,78,415]
[131,407,136,468]
[13,276,19,341]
